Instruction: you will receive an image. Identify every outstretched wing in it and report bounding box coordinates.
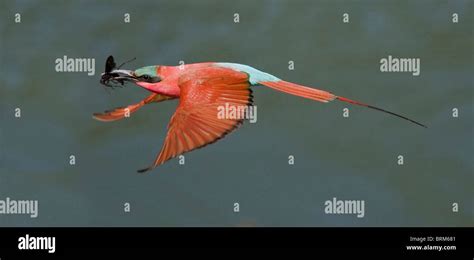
[93,93,174,122]
[138,67,253,173]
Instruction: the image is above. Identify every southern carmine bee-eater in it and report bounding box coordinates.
[94,56,426,173]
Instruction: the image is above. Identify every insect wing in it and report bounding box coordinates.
[105,55,116,73]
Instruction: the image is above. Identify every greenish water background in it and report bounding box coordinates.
[0,0,472,226]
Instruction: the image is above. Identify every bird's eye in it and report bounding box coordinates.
[141,75,151,80]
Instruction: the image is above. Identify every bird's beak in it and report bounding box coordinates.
[103,69,138,82]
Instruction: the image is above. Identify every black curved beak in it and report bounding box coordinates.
[104,69,137,81]
[100,69,137,87]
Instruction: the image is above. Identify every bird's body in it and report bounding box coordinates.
[95,59,425,172]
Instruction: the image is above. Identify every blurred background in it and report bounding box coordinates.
[0,0,472,227]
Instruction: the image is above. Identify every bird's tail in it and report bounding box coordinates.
[259,80,427,128]
[260,80,336,103]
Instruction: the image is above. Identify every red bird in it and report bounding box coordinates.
[94,58,426,173]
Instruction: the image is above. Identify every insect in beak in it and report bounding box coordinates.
[100,56,137,89]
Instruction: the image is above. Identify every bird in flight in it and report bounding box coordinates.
[94,56,426,173]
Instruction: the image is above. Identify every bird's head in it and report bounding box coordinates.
[101,65,162,89]
[133,66,162,83]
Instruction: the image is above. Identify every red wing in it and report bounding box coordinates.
[138,67,253,173]
[93,93,174,122]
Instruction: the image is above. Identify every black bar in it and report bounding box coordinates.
[0,227,471,256]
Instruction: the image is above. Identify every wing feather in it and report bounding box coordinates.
[138,67,253,172]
